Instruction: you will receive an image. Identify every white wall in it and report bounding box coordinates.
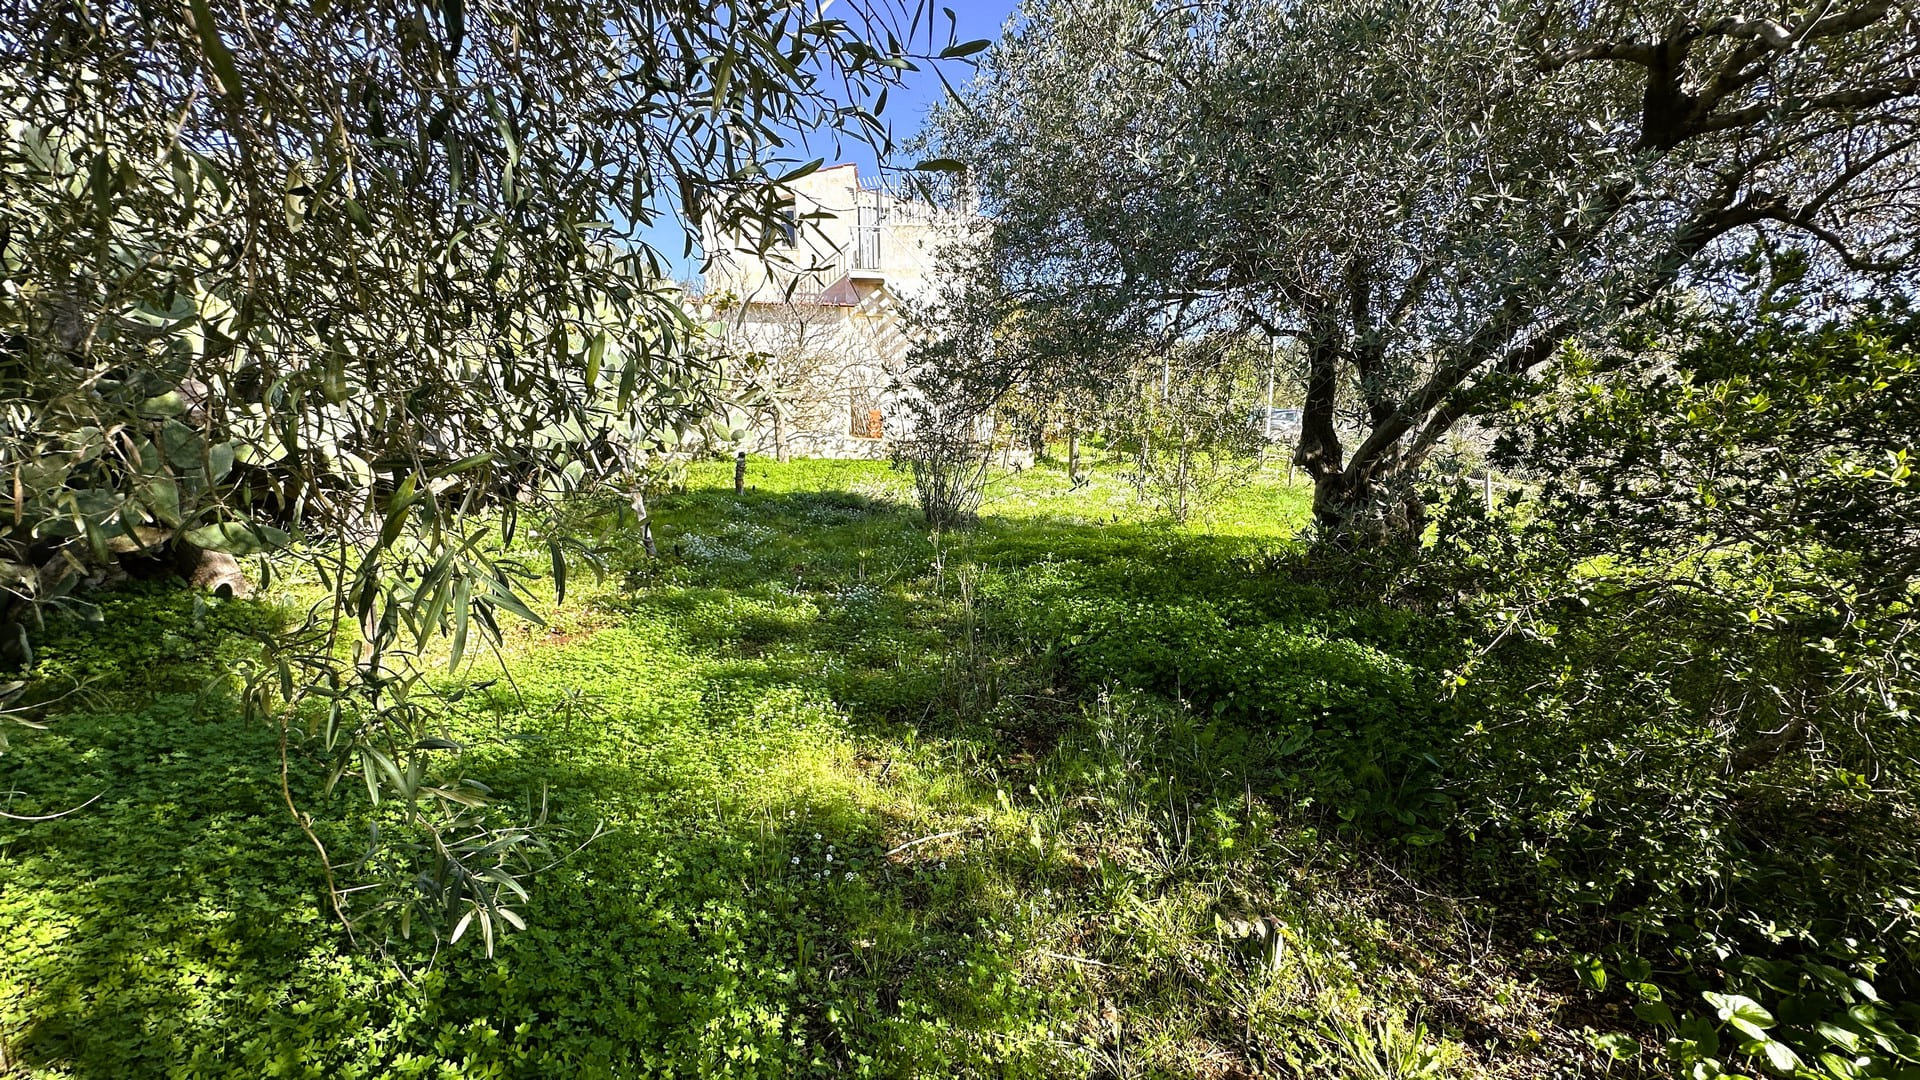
[701,164,970,457]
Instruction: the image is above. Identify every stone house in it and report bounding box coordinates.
[700,164,959,459]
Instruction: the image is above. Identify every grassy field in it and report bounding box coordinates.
[1,458,1594,1078]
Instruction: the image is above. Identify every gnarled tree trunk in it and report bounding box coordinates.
[1308,467,1426,549]
[1295,332,1428,548]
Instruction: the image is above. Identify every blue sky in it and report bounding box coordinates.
[640,0,1019,283]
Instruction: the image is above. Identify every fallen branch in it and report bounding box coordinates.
[885,829,966,857]
[0,790,105,821]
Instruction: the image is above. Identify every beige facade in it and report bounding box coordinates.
[702,164,958,458]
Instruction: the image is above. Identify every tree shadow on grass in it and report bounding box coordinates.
[0,693,384,1078]
[632,478,1881,1071]
[0,610,1072,1077]
[2,485,1478,1079]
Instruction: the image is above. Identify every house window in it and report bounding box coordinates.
[849,388,883,439]
[775,207,798,247]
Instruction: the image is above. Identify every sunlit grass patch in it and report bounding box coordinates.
[3,456,1538,1078]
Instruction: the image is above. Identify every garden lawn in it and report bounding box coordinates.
[0,458,1581,1079]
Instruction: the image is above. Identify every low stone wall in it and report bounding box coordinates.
[739,426,893,461]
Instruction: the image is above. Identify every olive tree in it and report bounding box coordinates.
[1,0,970,948]
[1115,337,1267,524]
[927,0,1920,543]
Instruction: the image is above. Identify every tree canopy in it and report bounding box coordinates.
[926,0,1920,540]
[2,0,960,946]
[3,0,937,606]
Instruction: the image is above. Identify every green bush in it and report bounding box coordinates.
[1429,297,1920,1077]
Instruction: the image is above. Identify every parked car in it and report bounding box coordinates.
[1250,407,1302,442]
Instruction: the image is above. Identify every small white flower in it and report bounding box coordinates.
[790,856,800,865]
[1041,888,1051,898]
[825,853,833,862]
[844,871,855,881]
[813,833,822,840]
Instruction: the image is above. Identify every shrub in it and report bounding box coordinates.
[1110,342,1266,525]
[1432,292,1920,1073]
[892,365,993,529]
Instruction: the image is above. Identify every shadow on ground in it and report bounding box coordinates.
[3,475,1493,1078]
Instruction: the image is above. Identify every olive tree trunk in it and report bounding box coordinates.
[1295,334,1428,548]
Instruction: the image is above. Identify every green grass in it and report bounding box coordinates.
[0,458,1580,1078]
